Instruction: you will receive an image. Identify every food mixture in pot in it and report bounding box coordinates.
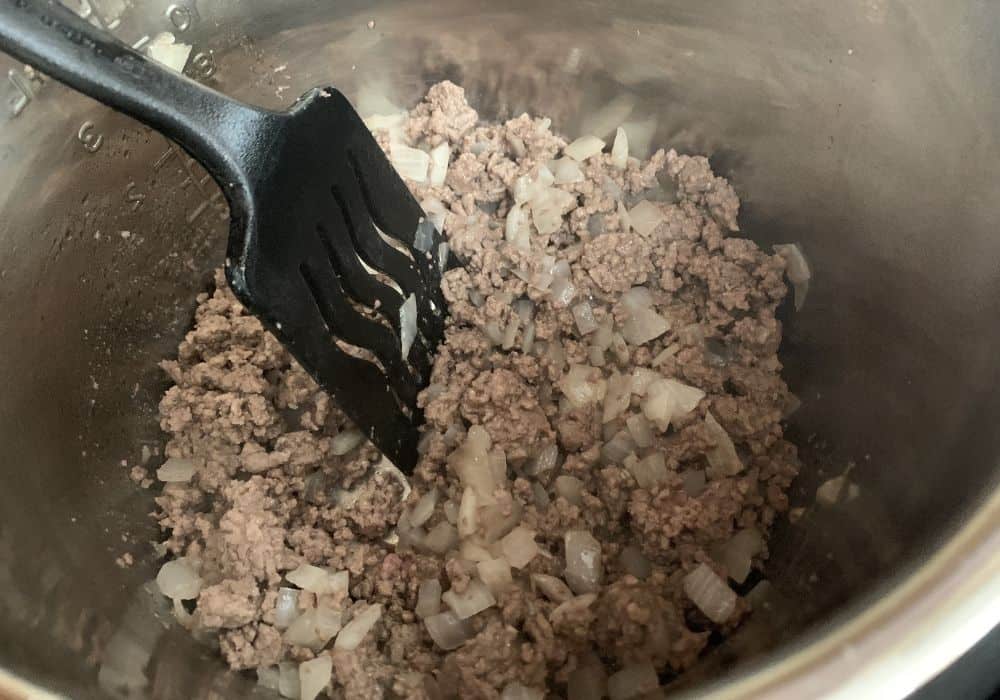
[148,82,801,699]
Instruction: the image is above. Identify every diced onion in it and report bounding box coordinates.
[156,558,201,600]
[457,487,479,538]
[442,580,496,619]
[331,429,364,455]
[257,666,281,692]
[390,144,430,183]
[602,372,632,423]
[298,655,332,700]
[274,587,301,630]
[611,127,629,169]
[622,308,671,346]
[333,603,383,650]
[816,474,849,507]
[157,457,196,482]
[400,293,418,359]
[704,411,743,478]
[146,32,191,72]
[608,662,659,700]
[481,499,523,543]
[554,475,584,506]
[559,364,607,408]
[549,273,577,307]
[640,378,705,431]
[531,573,574,603]
[551,157,585,184]
[684,563,737,624]
[415,579,442,619]
[505,203,530,251]
[461,540,494,563]
[410,488,439,528]
[565,135,606,162]
[424,610,474,650]
[627,452,668,490]
[626,414,654,448]
[284,607,343,650]
[563,530,603,594]
[286,564,348,596]
[421,198,448,232]
[476,558,514,595]
[500,526,539,568]
[600,430,636,465]
[448,426,499,505]
[422,521,459,554]
[429,143,450,186]
[620,118,656,159]
[712,528,764,584]
[530,443,560,475]
[572,302,598,335]
[628,200,665,237]
[773,243,811,311]
[278,661,301,699]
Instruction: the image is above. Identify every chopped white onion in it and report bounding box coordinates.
[429,143,450,186]
[146,32,191,72]
[424,610,474,650]
[156,558,201,600]
[531,573,574,603]
[620,118,656,159]
[457,487,479,538]
[415,579,442,619]
[554,475,584,506]
[684,563,737,624]
[593,317,614,350]
[564,530,603,594]
[460,540,494,562]
[530,186,577,235]
[448,425,499,505]
[619,545,652,579]
[421,197,448,232]
[476,558,514,595]
[331,429,364,455]
[704,411,743,478]
[628,200,665,237]
[443,580,496,619]
[298,655,332,700]
[274,587,301,630]
[502,683,545,700]
[400,293,418,359]
[816,474,849,507]
[559,364,607,408]
[257,665,281,692]
[157,457,196,482]
[626,414,654,448]
[286,564,347,596]
[572,302,598,335]
[641,378,705,431]
[505,203,531,251]
[713,528,764,584]
[500,526,539,568]
[501,316,520,350]
[549,273,577,307]
[611,127,629,169]
[621,286,653,313]
[601,430,637,465]
[629,367,660,395]
[551,157,585,185]
[622,308,671,346]
[481,499,523,543]
[410,488,439,528]
[565,135,606,162]
[278,661,301,699]
[284,607,343,650]
[627,452,668,490]
[530,443,560,476]
[443,499,460,524]
[423,521,459,554]
[568,663,609,700]
[333,603,382,650]
[608,662,659,700]
[390,144,430,183]
[603,372,632,423]
[773,243,811,311]
[489,447,508,483]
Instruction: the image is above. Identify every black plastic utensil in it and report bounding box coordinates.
[0,0,451,472]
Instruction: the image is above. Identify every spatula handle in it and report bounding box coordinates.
[0,0,271,185]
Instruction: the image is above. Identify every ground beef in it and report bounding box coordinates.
[146,80,801,698]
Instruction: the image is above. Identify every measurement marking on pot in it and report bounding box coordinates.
[189,51,216,80]
[166,3,199,32]
[77,121,103,153]
[7,66,44,118]
[125,182,146,210]
[151,141,227,223]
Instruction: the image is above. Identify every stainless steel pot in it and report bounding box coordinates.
[1,1,998,698]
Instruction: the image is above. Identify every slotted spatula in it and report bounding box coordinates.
[0,0,452,473]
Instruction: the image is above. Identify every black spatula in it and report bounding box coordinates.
[0,0,451,473]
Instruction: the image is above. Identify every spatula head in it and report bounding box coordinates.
[223,87,450,473]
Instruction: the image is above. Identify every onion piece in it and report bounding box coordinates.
[424,610,474,650]
[816,474,850,507]
[572,302,598,335]
[619,545,652,579]
[400,293,418,359]
[628,200,665,237]
[505,203,530,251]
[559,364,607,408]
[157,457,196,482]
[333,603,383,650]
[531,573,574,603]
[500,526,539,568]
[684,563,737,624]
[704,411,743,478]
[627,452,668,490]
[555,475,584,506]
[621,286,653,313]
[442,580,496,619]
[626,414,654,448]
[773,243,811,311]
[712,528,764,584]
[298,655,332,700]
[502,683,545,700]
[421,197,448,232]
[551,157,585,184]
[415,579,442,619]
[461,540,494,563]
[331,429,364,455]
[622,307,671,346]
[428,143,450,186]
[274,587,301,630]
[564,530,603,594]
[410,488,439,528]
[620,118,656,159]
[530,187,577,235]
[284,607,343,650]
[565,135,606,162]
[481,499,523,543]
[477,558,514,595]
[257,666,281,692]
[457,487,479,538]
[156,558,201,600]
[549,273,577,306]
[602,372,632,423]
[448,425,499,505]
[608,662,659,700]
[530,443,560,476]
[390,144,430,183]
[286,564,347,596]
[611,127,629,170]
[146,32,191,72]
[629,367,660,395]
[641,378,705,431]
[422,521,459,554]
[601,430,637,465]
[278,661,301,699]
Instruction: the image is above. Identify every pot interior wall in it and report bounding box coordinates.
[1,0,999,697]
